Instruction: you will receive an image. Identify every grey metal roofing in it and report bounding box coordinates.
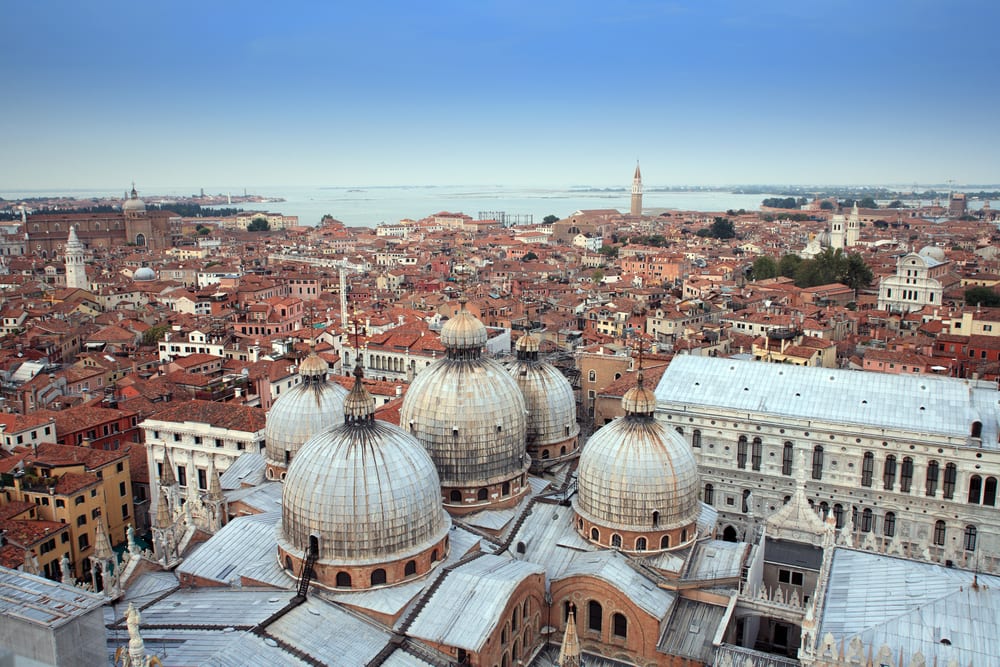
[224,480,282,513]
[508,503,596,584]
[657,597,728,661]
[684,540,747,581]
[380,649,437,667]
[554,550,675,619]
[656,355,999,446]
[763,538,823,570]
[818,549,1000,664]
[176,511,290,588]
[0,566,104,629]
[202,633,308,667]
[265,597,395,665]
[407,554,545,651]
[218,452,266,490]
[122,570,179,604]
[138,589,295,627]
[463,476,552,534]
[107,628,303,667]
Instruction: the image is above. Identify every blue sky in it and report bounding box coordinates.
[2,1,997,190]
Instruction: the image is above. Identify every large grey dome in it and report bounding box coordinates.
[401,301,528,490]
[123,186,146,213]
[507,333,579,455]
[575,374,699,537]
[264,353,347,477]
[133,266,156,281]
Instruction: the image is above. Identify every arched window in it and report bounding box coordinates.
[675,426,683,436]
[588,370,596,382]
[612,613,628,639]
[431,549,439,562]
[404,560,417,577]
[883,455,896,491]
[812,445,824,480]
[933,520,946,546]
[861,452,874,487]
[782,441,793,476]
[563,600,572,621]
[661,534,670,549]
[511,609,519,632]
[370,568,387,586]
[964,525,977,552]
[751,437,762,471]
[900,457,913,493]
[819,501,829,519]
[737,436,748,469]
[652,510,660,527]
[943,463,957,499]
[590,527,600,541]
[692,429,702,448]
[984,477,997,506]
[884,512,896,537]
[502,481,511,496]
[968,475,983,504]
[587,601,602,633]
[681,528,688,542]
[833,504,845,529]
[704,484,714,505]
[450,489,463,502]
[611,534,622,548]
[926,460,939,496]
[477,488,488,501]
[541,449,550,459]
[635,537,647,551]
[861,508,873,533]
[336,571,352,587]
[972,420,983,438]
[742,489,751,513]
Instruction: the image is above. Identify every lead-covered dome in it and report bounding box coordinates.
[574,371,700,553]
[123,185,146,213]
[507,332,579,465]
[278,365,450,589]
[133,266,156,281]
[401,300,529,514]
[264,349,348,480]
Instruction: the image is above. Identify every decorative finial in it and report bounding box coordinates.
[636,338,645,389]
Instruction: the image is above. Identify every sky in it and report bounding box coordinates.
[2,1,998,191]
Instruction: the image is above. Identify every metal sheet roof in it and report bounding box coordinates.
[554,550,675,619]
[407,554,545,651]
[138,589,295,627]
[218,452,266,490]
[176,511,289,588]
[656,356,998,446]
[819,549,1000,664]
[657,597,728,661]
[0,566,104,629]
[265,598,395,665]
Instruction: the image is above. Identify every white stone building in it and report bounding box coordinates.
[877,247,949,313]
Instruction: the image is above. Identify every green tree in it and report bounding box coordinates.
[247,216,270,231]
[887,200,904,209]
[965,286,1000,308]
[778,254,802,278]
[709,217,736,239]
[198,227,211,235]
[819,201,835,210]
[842,253,874,290]
[857,197,878,209]
[591,269,604,283]
[751,256,779,281]
[543,215,559,224]
[142,324,170,345]
[521,251,538,262]
[598,244,618,258]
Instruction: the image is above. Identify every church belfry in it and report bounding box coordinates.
[64,224,87,290]
[630,161,643,217]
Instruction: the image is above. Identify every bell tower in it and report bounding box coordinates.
[630,162,643,217]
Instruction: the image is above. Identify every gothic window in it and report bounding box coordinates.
[587,601,603,633]
[861,508,873,533]
[782,442,793,476]
[964,525,977,552]
[692,429,702,448]
[612,613,628,639]
[883,455,896,491]
[933,520,946,546]
[819,501,829,519]
[832,504,845,529]
[900,457,913,493]
[883,512,896,537]
[861,452,874,487]
[812,446,824,480]
[926,460,939,496]
[737,436,748,469]
[751,437,762,471]
[984,477,997,506]
[943,463,957,500]
[968,475,982,504]
[704,484,714,505]
[635,537,647,551]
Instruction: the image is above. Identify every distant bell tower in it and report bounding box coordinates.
[630,162,643,217]
[846,200,860,247]
[64,224,87,290]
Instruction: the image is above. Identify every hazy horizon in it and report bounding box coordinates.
[3,1,997,190]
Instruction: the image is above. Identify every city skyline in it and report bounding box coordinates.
[2,1,998,190]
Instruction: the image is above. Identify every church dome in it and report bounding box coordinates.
[919,245,946,262]
[278,365,449,589]
[507,333,579,463]
[401,300,529,513]
[133,266,156,281]
[264,352,348,480]
[574,371,700,552]
[123,185,146,213]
